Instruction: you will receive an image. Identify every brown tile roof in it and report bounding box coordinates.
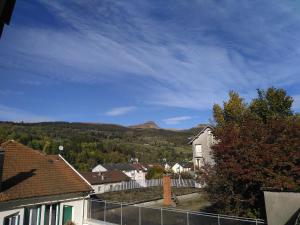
[81,171,130,185]
[0,140,92,203]
[131,163,146,171]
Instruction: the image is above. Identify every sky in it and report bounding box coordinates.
[0,0,300,129]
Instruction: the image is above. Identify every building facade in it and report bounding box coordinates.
[0,140,92,225]
[190,126,215,170]
[81,170,130,194]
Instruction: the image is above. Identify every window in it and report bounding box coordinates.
[4,213,20,225]
[207,130,212,145]
[44,204,60,225]
[24,206,41,225]
[195,144,202,157]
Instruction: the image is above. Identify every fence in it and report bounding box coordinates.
[97,179,197,193]
[86,199,266,225]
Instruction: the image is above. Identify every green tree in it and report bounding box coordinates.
[146,166,165,179]
[250,87,293,122]
[213,91,248,126]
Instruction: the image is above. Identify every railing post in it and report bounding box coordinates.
[104,200,106,222]
[161,208,163,225]
[186,212,189,225]
[139,206,141,225]
[218,214,220,225]
[256,219,258,225]
[120,203,123,225]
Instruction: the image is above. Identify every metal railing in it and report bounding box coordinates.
[86,199,266,225]
[99,179,197,193]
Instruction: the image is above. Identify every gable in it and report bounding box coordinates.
[189,126,213,144]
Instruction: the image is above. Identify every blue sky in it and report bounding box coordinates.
[0,0,300,128]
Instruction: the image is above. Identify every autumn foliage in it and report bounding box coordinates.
[201,88,300,218]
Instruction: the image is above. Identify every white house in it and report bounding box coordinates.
[92,164,107,173]
[171,163,184,174]
[189,125,216,170]
[181,162,193,172]
[81,171,130,194]
[93,163,147,183]
[0,140,92,225]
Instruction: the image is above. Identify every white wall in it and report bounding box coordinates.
[123,170,146,182]
[92,182,124,194]
[0,197,87,225]
[59,199,86,225]
[171,163,184,173]
[92,165,107,172]
[264,191,300,225]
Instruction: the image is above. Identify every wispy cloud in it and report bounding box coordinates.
[0,104,53,122]
[163,116,192,125]
[105,106,137,116]
[0,89,23,96]
[1,0,300,111]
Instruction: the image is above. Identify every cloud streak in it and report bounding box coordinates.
[105,106,137,116]
[1,0,300,111]
[163,116,192,125]
[0,104,53,122]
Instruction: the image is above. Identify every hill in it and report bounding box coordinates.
[0,121,205,171]
[129,121,160,129]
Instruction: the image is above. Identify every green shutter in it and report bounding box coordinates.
[37,207,41,225]
[62,206,73,225]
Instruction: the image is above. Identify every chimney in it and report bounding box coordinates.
[163,175,172,206]
[0,148,5,192]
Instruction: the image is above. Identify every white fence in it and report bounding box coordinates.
[95,179,198,193]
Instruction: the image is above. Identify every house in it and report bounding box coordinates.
[91,164,107,173]
[93,163,147,183]
[0,140,92,225]
[189,125,215,170]
[171,163,184,174]
[162,162,171,171]
[181,162,193,172]
[81,171,130,194]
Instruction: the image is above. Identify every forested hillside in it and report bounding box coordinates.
[0,122,203,171]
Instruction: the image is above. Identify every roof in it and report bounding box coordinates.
[102,163,135,171]
[181,162,193,168]
[0,140,92,203]
[131,163,147,171]
[188,125,214,144]
[143,163,164,170]
[81,171,130,185]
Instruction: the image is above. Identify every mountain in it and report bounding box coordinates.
[129,121,160,129]
[0,121,202,171]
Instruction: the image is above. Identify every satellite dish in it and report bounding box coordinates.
[58,145,64,151]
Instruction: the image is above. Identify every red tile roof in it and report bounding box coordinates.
[0,140,92,202]
[81,171,130,185]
